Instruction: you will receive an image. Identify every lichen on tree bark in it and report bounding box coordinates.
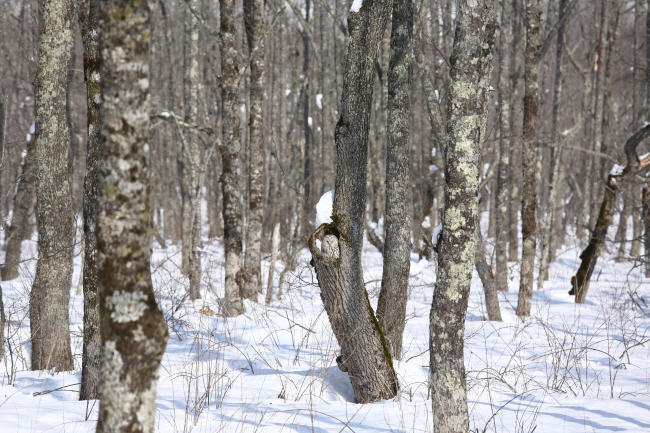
[96,0,169,430]
[429,1,497,431]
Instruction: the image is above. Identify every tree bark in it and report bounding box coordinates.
[30,0,76,372]
[643,180,650,278]
[243,0,265,299]
[265,222,280,304]
[182,0,202,300]
[375,0,412,362]
[475,224,503,322]
[495,0,512,292]
[570,124,650,303]
[2,135,36,281]
[429,6,497,433]
[516,0,541,317]
[96,0,169,429]
[79,0,101,400]
[220,0,245,317]
[307,0,397,404]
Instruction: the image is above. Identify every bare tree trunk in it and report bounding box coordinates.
[1,135,36,281]
[570,124,650,303]
[375,0,412,361]
[95,0,169,429]
[537,0,568,286]
[475,224,503,322]
[430,5,497,432]
[307,0,397,404]
[495,0,512,292]
[507,0,522,262]
[30,0,76,372]
[265,222,280,304]
[643,180,650,278]
[182,0,202,300]
[516,0,541,318]
[615,189,632,261]
[78,0,101,400]
[220,0,245,317]
[243,0,265,299]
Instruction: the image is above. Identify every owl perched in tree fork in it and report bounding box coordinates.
[321,234,340,259]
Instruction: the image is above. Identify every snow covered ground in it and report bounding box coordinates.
[2,218,650,432]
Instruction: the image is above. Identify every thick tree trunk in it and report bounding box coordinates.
[430,5,497,432]
[516,0,541,318]
[570,124,650,303]
[220,0,245,317]
[375,0,412,362]
[475,224,503,322]
[79,0,101,400]
[495,0,512,292]
[307,0,397,404]
[96,0,169,429]
[30,0,76,372]
[2,135,36,281]
[243,0,265,300]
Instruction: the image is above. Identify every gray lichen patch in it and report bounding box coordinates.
[106,290,148,323]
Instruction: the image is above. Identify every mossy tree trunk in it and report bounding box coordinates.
[307,0,397,404]
[516,0,541,317]
[30,0,76,372]
[429,4,497,432]
[79,0,101,400]
[375,0,413,361]
[95,0,169,429]
[570,124,650,303]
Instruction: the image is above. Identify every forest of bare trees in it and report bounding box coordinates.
[0,0,650,431]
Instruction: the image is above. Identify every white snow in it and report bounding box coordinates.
[434,89,440,104]
[29,123,35,134]
[432,223,442,247]
[610,164,625,176]
[308,116,312,127]
[421,216,431,229]
[350,0,363,13]
[315,189,334,226]
[316,93,323,109]
[2,210,650,433]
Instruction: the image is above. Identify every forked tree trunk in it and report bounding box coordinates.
[243,0,265,300]
[517,0,541,317]
[495,0,512,292]
[31,0,76,372]
[220,0,245,317]
[96,0,169,430]
[79,0,101,400]
[307,0,397,404]
[429,5,497,432]
[570,124,650,303]
[2,135,36,281]
[375,0,412,362]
